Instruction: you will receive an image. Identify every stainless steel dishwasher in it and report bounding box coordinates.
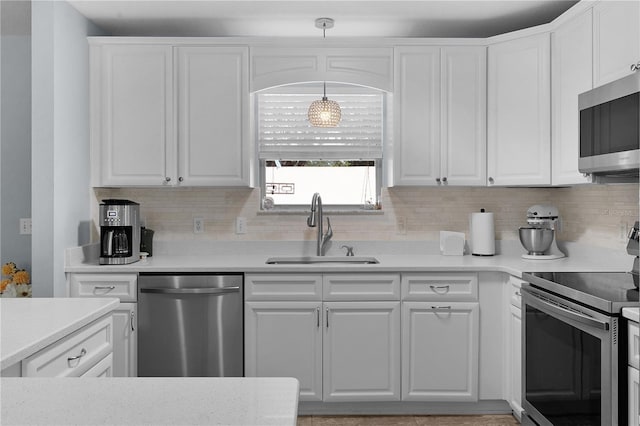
[137,273,243,377]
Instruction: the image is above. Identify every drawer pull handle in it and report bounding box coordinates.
[94,286,115,291]
[430,285,450,294]
[316,307,320,328]
[515,291,522,297]
[67,348,87,366]
[131,311,135,332]
[431,306,452,310]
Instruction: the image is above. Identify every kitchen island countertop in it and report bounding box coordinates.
[0,297,119,370]
[1,377,299,425]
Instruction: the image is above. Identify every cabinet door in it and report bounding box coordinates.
[323,301,401,401]
[487,33,551,186]
[244,301,322,401]
[402,302,479,401]
[394,46,441,186]
[93,44,174,186]
[593,1,640,87]
[440,46,487,186]
[112,303,137,377]
[509,304,523,418]
[176,46,249,186]
[552,10,594,185]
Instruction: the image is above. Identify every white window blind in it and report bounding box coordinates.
[258,93,384,160]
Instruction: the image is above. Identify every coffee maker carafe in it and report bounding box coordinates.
[99,199,140,265]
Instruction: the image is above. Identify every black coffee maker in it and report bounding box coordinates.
[99,199,140,265]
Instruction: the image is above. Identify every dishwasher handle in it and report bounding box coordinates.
[140,286,240,295]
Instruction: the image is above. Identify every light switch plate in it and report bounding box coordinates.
[19,218,32,235]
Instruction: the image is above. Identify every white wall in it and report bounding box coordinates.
[1,1,32,272]
[32,0,105,296]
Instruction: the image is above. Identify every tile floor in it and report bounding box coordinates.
[297,415,519,425]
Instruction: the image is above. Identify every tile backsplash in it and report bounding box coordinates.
[94,184,639,249]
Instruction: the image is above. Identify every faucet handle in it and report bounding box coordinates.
[341,245,354,256]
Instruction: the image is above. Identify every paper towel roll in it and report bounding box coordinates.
[470,210,495,256]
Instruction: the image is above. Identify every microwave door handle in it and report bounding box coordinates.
[526,292,609,331]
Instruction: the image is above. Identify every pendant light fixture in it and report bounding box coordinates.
[308,18,342,127]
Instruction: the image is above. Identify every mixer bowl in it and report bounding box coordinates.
[519,227,554,255]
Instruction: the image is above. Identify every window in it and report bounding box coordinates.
[257,85,385,211]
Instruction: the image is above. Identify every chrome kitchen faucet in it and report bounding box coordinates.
[307,192,333,256]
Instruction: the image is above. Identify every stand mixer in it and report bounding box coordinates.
[519,205,566,260]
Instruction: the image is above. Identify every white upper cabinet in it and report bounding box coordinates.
[91,44,174,186]
[176,46,249,186]
[394,46,486,186]
[250,47,393,92]
[90,43,250,187]
[592,0,640,87]
[440,47,487,186]
[551,9,594,185]
[487,33,551,186]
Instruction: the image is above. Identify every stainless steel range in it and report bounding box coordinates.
[521,222,639,426]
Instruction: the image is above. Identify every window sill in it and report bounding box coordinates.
[257,208,384,216]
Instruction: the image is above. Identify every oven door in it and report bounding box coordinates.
[522,285,619,426]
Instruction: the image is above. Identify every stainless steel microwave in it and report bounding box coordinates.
[579,72,640,175]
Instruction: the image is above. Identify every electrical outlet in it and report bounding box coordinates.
[19,218,32,235]
[193,217,204,234]
[236,217,247,234]
[620,221,629,242]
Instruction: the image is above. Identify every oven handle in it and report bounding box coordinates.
[524,290,609,331]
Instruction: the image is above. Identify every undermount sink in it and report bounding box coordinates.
[265,256,379,265]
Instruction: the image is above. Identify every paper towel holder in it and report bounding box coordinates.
[470,208,495,256]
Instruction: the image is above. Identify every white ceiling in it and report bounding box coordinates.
[67,0,580,38]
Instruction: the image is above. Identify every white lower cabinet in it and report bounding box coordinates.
[244,301,323,401]
[402,302,479,401]
[67,273,138,377]
[630,366,640,426]
[112,303,137,378]
[507,276,524,418]
[323,301,401,401]
[244,273,401,403]
[508,304,522,416]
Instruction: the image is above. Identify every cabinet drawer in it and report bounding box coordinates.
[323,274,400,301]
[630,321,639,370]
[82,353,113,377]
[245,274,322,301]
[69,274,137,302]
[22,315,113,377]
[401,273,478,301]
[509,276,525,308]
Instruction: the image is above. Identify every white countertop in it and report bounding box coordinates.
[1,377,299,425]
[65,240,632,277]
[0,298,119,370]
[623,307,639,322]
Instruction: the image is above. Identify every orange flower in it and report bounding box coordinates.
[2,262,16,276]
[0,279,11,292]
[12,270,30,285]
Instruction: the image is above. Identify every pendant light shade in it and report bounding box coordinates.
[308,95,342,127]
[308,18,341,128]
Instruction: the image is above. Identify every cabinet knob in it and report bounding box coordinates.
[178,177,184,182]
[442,177,447,183]
[165,177,171,183]
[436,178,441,183]
[632,62,640,72]
[488,177,495,184]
